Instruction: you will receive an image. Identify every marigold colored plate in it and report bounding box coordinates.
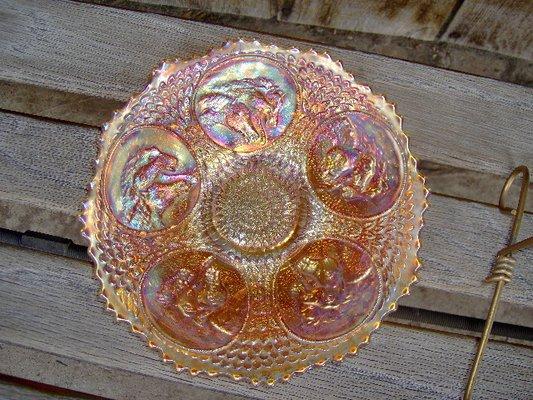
[82,40,428,385]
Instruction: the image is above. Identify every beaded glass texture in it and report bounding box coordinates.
[83,40,428,385]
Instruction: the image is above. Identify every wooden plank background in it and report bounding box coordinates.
[1,109,532,326]
[278,0,458,41]
[83,0,533,63]
[77,0,533,86]
[443,0,533,60]
[1,0,533,325]
[156,0,276,19]
[0,0,531,399]
[1,244,532,400]
[2,0,531,179]
[1,0,532,209]
[0,376,99,400]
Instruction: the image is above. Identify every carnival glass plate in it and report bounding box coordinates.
[82,40,428,384]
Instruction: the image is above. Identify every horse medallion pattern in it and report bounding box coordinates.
[83,41,427,384]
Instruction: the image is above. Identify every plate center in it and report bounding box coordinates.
[212,166,300,252]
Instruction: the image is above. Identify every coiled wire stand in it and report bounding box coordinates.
[464,165,532,399]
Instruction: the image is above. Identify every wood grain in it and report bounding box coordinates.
[279,0,457,41]
[0,80,122,127]
[1,85,531,213]
[104,0,456,42]
[0,0,531,180]
[417,160,533,213]
[83,0,456,41]
[150,0,276,19]
[85,0,533,65]
[0,383,79,400]
[0,243,532,400]
[0,111,532,326]
[78,0,533,86]
[0,377,104,400]
[443,0,533,60]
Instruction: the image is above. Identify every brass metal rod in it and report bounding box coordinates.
[499,165,529,244]
[464,281,504,400]
[463,165,531,400]
[497,237,533,257]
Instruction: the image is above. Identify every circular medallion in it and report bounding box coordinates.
[308,112,404,218]
[83,41,427,384]
[105,126,200,231]
[194,56,297,152]
[275,239,381,341]
[141,251,248,350]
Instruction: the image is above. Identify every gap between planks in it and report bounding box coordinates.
[0,243,531,400]
[0,110,532,328]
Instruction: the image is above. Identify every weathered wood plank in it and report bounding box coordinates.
[0,0,531,180]
[1,342,247,400]
[126,0,457,41]
[78,0,533,86]
[0,113,97,239]
[443,0,533,60]
[1,85,531,213]
[0,0,531,218]
[417,160,533,213]
[0,81,122,127]
[279,0,458,41]
[0,377,104,400]
[0,111,532,326]
[149,0,276,19]
[0,382,72,400]
[0,243,531,399]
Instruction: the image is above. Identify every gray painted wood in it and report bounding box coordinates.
[0,243,531,399]
[0,111,532,326]
[443,0,533,60]
[0,0,532,179]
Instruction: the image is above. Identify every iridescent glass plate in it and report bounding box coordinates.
[82,40,428,385]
